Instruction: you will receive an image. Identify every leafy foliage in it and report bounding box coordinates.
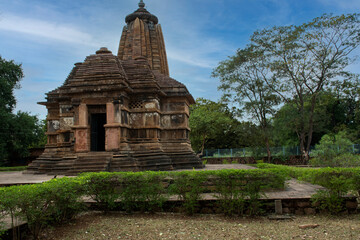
[168,171,208,215]
[0,56,23,112]
[81,172,121,212]
[189,98,236,153]
[310,131,360,167]
[0,166,27,171]
[0,178,84,240]
[0,57,46,166]
[213,45,281,160]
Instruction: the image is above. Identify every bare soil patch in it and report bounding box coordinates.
[40,212,360,240]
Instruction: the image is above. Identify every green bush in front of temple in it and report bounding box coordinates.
[0,177,85,239]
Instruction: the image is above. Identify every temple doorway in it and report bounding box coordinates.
[90,113,106,151]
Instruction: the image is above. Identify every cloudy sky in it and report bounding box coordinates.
[1,0,360,119]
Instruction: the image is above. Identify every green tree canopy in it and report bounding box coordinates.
[213,45,280,160]
[189,98,235,153]
[0,56,23,112]
[0,56,45,166]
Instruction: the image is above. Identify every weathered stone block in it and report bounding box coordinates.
[297,201,311,208]
[304,208,316,215]
[346,200,358,209]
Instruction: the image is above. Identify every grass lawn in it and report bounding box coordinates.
[0,166,27,172]
[41,212,360,240]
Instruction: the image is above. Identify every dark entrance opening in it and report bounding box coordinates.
[90,113,106,151]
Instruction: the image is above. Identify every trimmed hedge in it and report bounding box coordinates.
[81,169,286,215]
[0,166,27,172]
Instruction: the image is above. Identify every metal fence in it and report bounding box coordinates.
[204,144,360,158]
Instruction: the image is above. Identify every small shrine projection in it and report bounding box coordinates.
[27,1,203,174]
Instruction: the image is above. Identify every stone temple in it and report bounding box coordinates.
[27,1,203,174]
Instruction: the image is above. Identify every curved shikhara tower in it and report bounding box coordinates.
[26,1,203,174]
[118,0,169,76]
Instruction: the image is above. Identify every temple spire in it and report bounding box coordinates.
[139,0,145,8]
[119,0,169,76]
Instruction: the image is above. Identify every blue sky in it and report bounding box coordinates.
[1,0,360,119]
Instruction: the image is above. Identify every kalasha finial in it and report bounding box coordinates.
[138,0,145,8]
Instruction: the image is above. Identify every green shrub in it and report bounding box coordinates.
[81,172,121,212]
[0,166,27,172]
[350,169,360,196]
[82,172,168,213]
[222,159,230,164]
[168,171,208,215]
[214,170,246,216]
[119,172,167,213]
[40,178,85,223]
[0,186,22,239]
[15,184,54,239]
[302,169,353,214]
[211,169,287,216]
[310,131,360,167]
[311,153,360,167]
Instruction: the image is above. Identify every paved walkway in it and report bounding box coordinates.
[0,172,66,186]
[176,164,257,171]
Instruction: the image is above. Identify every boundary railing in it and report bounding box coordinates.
[204,145,360,158]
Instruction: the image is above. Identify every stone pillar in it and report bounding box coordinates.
[78,103,88,125]
[74,103,89,152]
[105,102,120,151]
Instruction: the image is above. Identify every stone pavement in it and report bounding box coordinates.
[265,179,324,199]
[0,172,66,186]
[176,164,257,171]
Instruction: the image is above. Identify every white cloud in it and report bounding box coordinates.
[167,48,216,69]
[0,14,97,46]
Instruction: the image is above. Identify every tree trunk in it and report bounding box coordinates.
[200,133,207,156]
[265,136,271,162]
[298,99,309,161]
[305,95,317,162]
[299,132,308,161]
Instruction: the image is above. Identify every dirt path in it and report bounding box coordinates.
[42,212,360,240]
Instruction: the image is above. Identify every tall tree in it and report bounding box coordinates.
[251,13,360,160]
[213,45,280,161]
[0,56,23,112]
[0,56,45,165]
[189,98,234,154]
[0,56,24,164]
